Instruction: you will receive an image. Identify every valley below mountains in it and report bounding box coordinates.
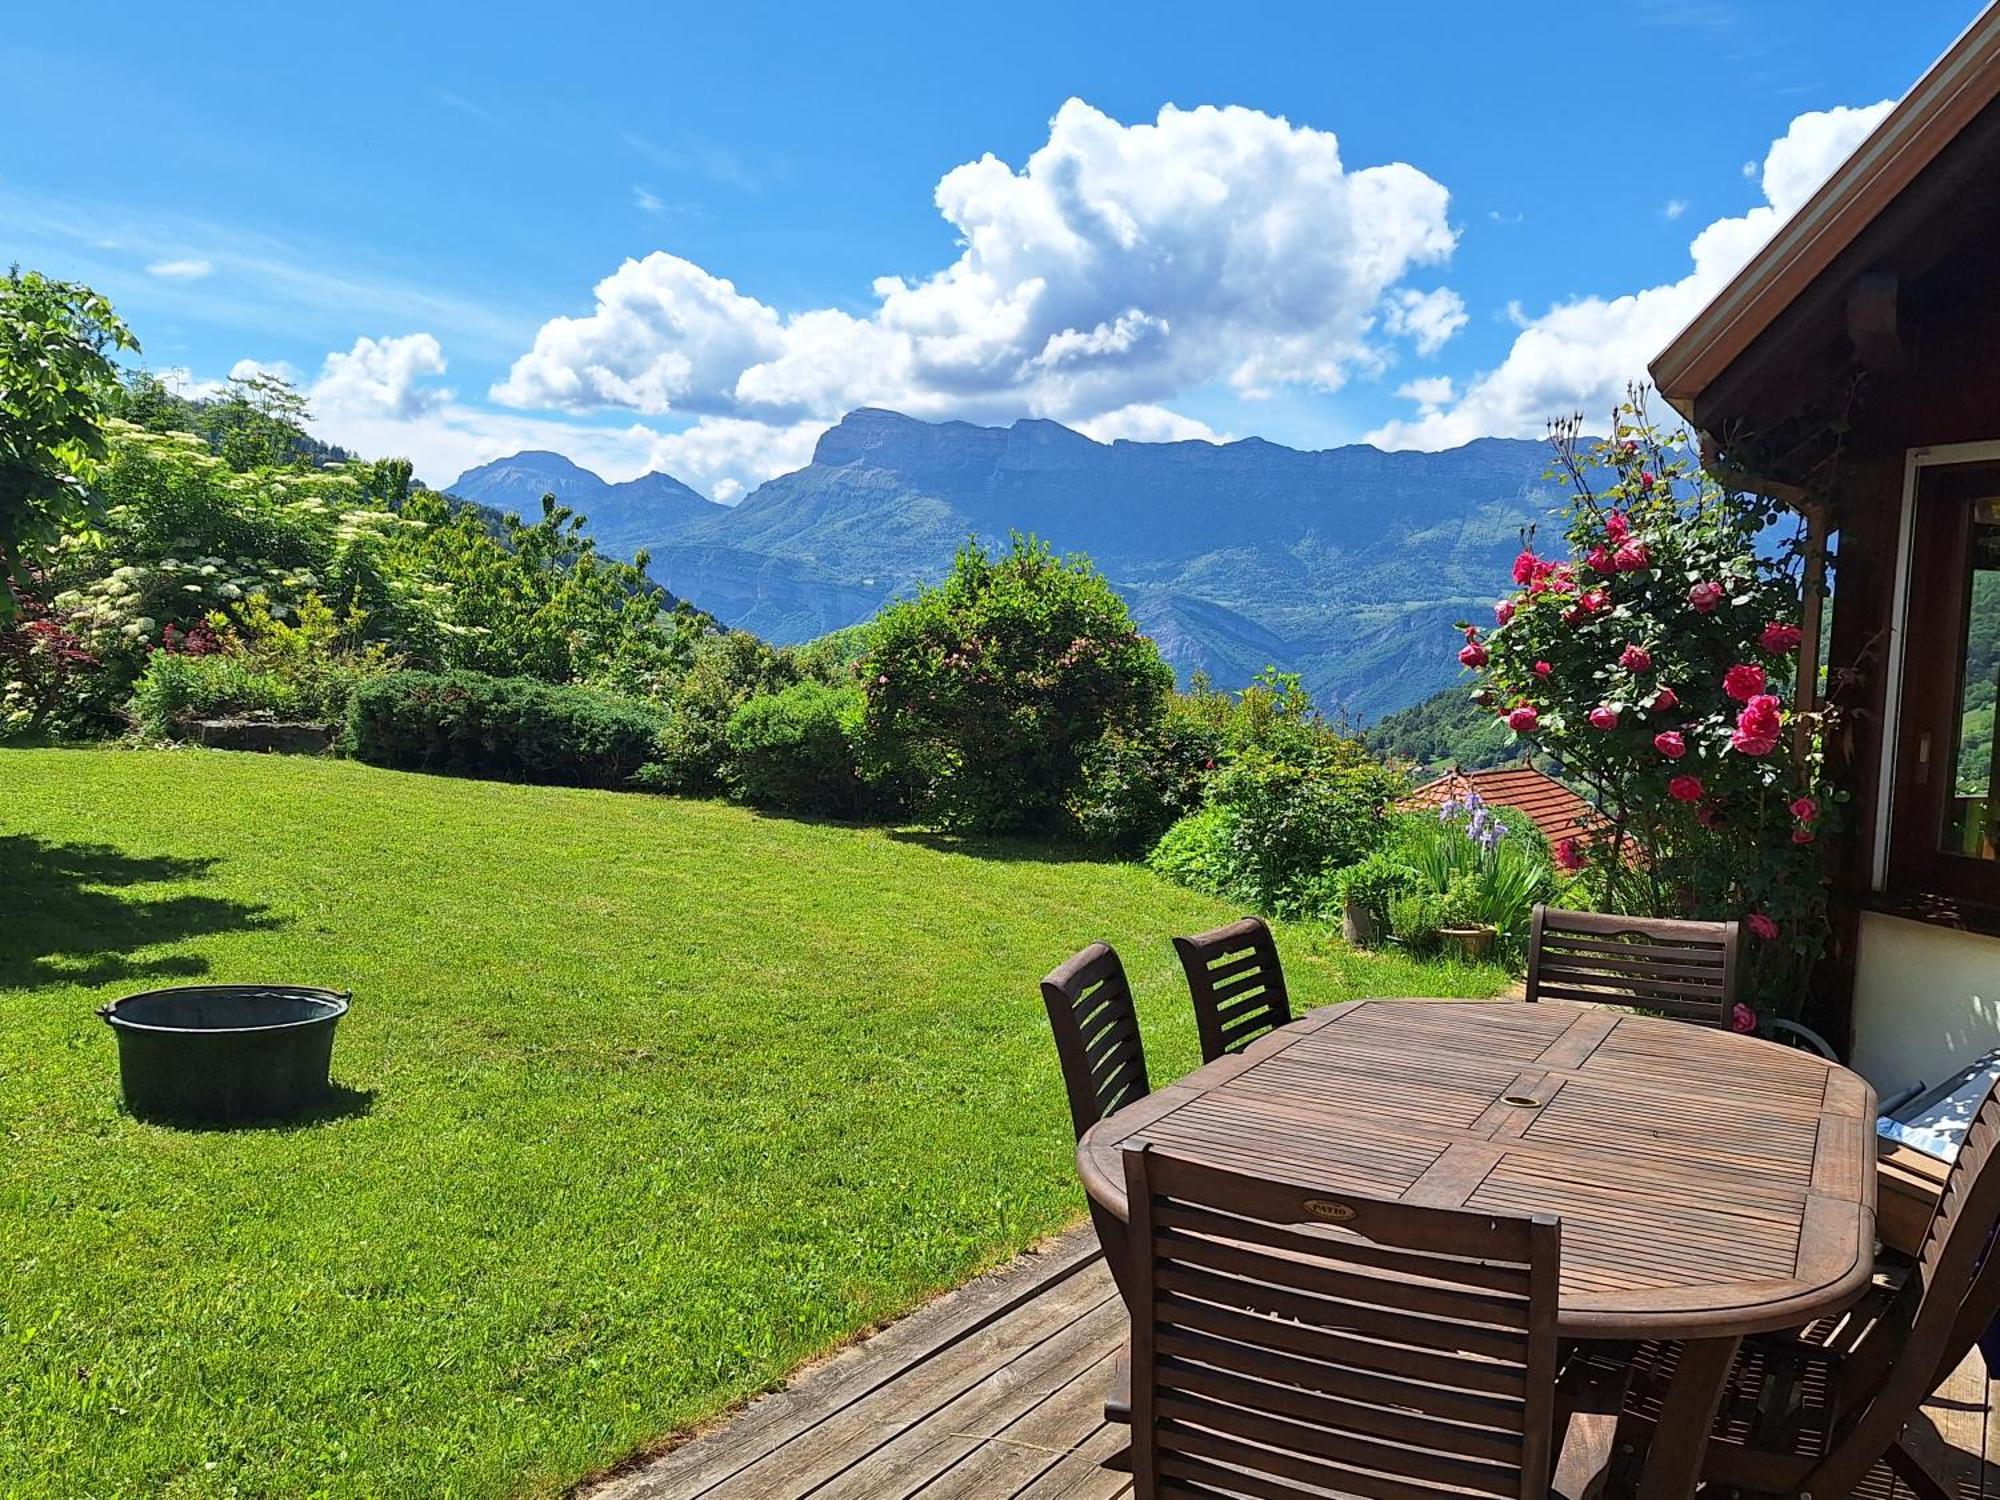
[448,409,1565,722]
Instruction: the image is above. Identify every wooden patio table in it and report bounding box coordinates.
[1076,998,1878,1500]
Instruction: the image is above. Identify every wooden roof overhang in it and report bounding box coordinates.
[1648,4,2000,507]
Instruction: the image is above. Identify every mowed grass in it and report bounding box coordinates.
[0,748,1509,1499]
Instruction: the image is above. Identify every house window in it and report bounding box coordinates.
[1890,461,2000,904]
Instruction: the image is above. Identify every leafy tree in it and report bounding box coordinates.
[860,535,1173,833]
[0,271,138,616]
[1366,683,1518,774]
[113,369,354,471]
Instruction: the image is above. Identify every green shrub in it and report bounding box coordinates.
[860,536,1173,834]
[646,631,797,796]
[344,670,666,788]
[1389,891,1448,953]
[133,652,299,737]
[1070,712,1223,853]
[1146,803,1239,898]
[724,681,869,817]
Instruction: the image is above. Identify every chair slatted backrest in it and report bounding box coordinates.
[1124,1144,1562,1500]
[1814,1077,2000,1496]
[1040,942,1151,1142]
[1524,905,1740,1027]
[1173,917,1294,1065]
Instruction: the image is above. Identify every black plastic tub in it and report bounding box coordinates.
[98,985,350,1124]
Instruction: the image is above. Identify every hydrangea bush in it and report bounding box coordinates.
[1459,396,1834,1020]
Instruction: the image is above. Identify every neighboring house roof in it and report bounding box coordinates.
[1399,765,1604,850]
[1650,1,2000,422]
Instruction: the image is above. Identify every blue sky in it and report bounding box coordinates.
[0,2,1976,497]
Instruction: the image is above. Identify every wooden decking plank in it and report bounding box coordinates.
[587,1229,1101,1499]
[884,1331,1123,1498]
[799,1287,1126,1499]
[1004,1422,1133,1500]
[691,1260,1117,1497]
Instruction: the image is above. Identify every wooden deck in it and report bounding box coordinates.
[588,1228,2000,1500]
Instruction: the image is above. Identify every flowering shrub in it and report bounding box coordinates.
[1460,395,1834,1017]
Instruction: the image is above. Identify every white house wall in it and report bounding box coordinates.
[1852,910,2000,1093]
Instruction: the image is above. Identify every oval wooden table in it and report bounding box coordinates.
[1076,998,1878,1500]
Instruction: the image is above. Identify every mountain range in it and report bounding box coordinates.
[446,410,1564,721]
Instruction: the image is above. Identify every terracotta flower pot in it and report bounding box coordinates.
[1438,925,1497,962]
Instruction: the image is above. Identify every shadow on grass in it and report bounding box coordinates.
[881,829,1124,866]
[134,1082,378,1133]
[0,834,279,991]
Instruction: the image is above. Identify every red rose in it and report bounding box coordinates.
[1762,621,1803,653]
[1668,774,1703,802]
[1731,693,1782,756]
[1533,660,1552,677]
[1650,686,1678,712]
[1580,588,1609,614]
[1654,730,1686,759]
[1459,640,1489,668]
[1586,544,1615,574]
[1604,510,1630,542]
[1588,705,1619,730]
[1639,470,1656,491]
[1613,542,1650,572]
[1792,827,1815,844]
[1619,643,1653,672]
[1494,599,1515,626]
[1731,1003,1757,1034]
[1688,580,1723,613]
[1747,912,1779,942]
[1506,704,1540,733]
[1723,663,1766,702]
[1554,837,1587,872]
[1512,550,1540,586]
[1789,796,1818,822]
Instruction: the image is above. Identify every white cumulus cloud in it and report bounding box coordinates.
[491,98,1464,476]
[1368,100,1894,449]
[310,333,451,421]
[1074,404,1225,444]
[644,416,825,504]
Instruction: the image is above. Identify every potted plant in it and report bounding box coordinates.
[1434,875,1497,961]
[1334,852,1417,949]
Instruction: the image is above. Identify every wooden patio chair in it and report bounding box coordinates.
[1040,941,1151,1335]
[1171,915,1293,1064]
[1121,1143,1616,1500]
[1594,1077,2000,1500]
[1525,905,1741,1027]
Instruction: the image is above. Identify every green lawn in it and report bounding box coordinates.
[0,748,1509,1499]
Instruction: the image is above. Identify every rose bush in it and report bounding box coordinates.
[1460,395,1836,1019]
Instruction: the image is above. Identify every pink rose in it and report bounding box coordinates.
[1668,774,1703,802]
[1604,510,1630,542]
[1723,663,1766,702]
[1747,912,1779,942]
[1639,470,1656,491]
[1688,580,1723,614]
[1792,827,1815,844]
[1506,704,1540,733]
[1588,705,1619,730]
[1613,542,1651,572]
[1654,730,1686,759]
[1731,694,1782,756]
[1533,660,1552,678]
[1619,643,1653,673]
[1545,564,1576,594]
[1494,599,1515,626]
[1586,544,1616,574]
[1762,621,1804,653]
[1580,588,1610,615]
[1731,1003,1757,1034]
[1554,837,1587,872]
[1512,550,1540,586]
[1650,686,1678,712]
[1789,796,1818,823]
[1459,639,1489,668]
